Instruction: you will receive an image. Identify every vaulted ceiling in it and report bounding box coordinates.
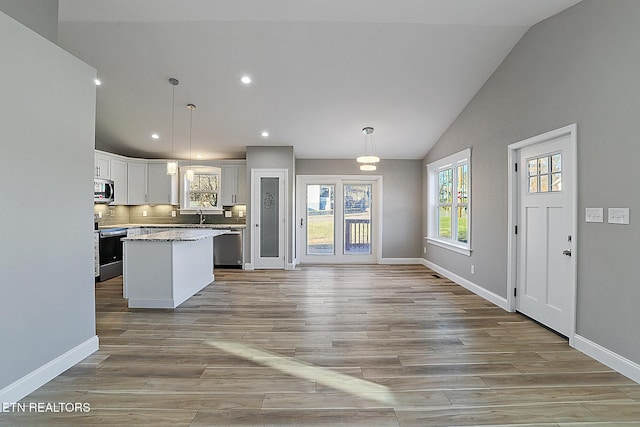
[57,0,582,160]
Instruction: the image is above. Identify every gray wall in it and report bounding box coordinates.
[246,146,296,265]
[423,0,640,363]
[0,0,58,42]
[297,159,423,259]
[0,11,96,391]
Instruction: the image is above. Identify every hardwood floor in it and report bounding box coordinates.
[3,265,640,426]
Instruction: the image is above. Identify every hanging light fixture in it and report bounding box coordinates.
[185,103,196,182]
[166,77,179,175]
[357,126,380,171]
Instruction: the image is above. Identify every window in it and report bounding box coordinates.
[426,148,471,255]
[527,153,562,193]
[180,166,222,213]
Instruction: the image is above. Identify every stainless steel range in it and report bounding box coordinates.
[98,227,127,281]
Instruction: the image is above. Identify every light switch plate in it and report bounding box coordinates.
[238,211,244,218]
[142,210,147,217]
[585,208,603,223]
[225,210,232,218]
[608,208,630,225]
[171,210,176,217]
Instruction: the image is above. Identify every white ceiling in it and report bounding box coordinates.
[57,0,582,160]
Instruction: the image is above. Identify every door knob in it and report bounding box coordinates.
[562,249,572,257]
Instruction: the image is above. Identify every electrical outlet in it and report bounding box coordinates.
[171,210,176,217]
[98,211,102,219]
[142,210,147,217]
[239,211,244,218]
[225,211,232,218]
[423,246,426,254]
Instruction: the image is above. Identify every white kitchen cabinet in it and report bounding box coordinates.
[147,162,178,205]
[94,152,111,179]
[110,158,128,205]
[221,162,247,205]
[127,161,148,205]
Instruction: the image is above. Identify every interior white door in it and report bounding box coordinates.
[252,170,286,269]
[517,132,575,336]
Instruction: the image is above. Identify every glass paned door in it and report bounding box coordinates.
[298,176,377,264]
[253,170,286,269]
[344,184,371,254]
[260,177,280,258]
[306,184,335,255]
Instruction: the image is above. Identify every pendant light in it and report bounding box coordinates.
[166,78,179,175]
[357,126,380,171]
[185,103,196,182]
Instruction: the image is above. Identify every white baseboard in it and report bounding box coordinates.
[573,335,640,384]
[421,259,509,311]
[0,335,99,408]
[379,258,423,265]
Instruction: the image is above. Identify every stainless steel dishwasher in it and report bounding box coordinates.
[214,230,243,268]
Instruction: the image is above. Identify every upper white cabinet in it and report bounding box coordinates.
[221,162,247,205]
[110,158,128,205]
[148,162,178,205]
[94,152,111,179]
[95,150,241,206]
[127,161,148,205]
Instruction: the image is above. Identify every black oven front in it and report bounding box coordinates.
[98,228,127,281]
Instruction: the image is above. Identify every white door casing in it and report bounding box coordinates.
[507,124,577,343]
[251,169,287,269]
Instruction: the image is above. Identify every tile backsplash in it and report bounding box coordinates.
[94,204,246,227]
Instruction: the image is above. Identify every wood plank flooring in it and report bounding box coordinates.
[3,265,640,426]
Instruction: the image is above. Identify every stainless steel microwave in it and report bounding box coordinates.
[94,178,114,203]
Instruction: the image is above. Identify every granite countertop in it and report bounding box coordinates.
[100,223,246,230]
[122,229,228,242]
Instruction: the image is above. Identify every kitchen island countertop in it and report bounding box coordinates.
[100,223,246,230]
[122,229,227,242]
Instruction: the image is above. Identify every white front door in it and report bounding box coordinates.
[252,169,287,269]
[516,127,576,337]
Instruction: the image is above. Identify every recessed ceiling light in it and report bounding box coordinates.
[241,75,252,85]
[151,133,159,139]
[261,131,269,138]
[94,78,102,86]
[196,154,202,159]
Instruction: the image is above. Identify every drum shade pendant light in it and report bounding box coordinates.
[185,103,196,182]
[357,126,380,171]
[166,78,179,175]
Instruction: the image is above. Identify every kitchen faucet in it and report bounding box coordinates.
[197,209,205,224]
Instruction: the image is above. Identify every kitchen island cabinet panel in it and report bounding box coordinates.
[122,229,225,308]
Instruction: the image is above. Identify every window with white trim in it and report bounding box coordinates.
[179,166,223,213]
[426,148,471,256]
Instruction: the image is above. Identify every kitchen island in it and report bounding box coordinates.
[122,229,227,308]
